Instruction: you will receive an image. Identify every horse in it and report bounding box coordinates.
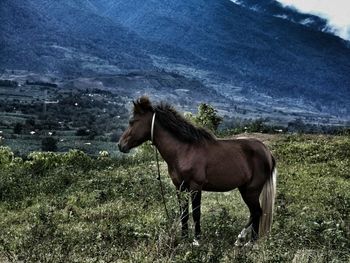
[118,96,277,245]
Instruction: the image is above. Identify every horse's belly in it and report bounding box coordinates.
[202,181,238,192]
[204,162,251,192]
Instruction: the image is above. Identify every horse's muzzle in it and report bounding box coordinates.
[117,142,130,153]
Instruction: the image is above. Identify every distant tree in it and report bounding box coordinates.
[248,119,265,133]
[25,118,36,127]
[25,80,57,88]
[287,118,306,133]
[13,123,23,134]
[87,129,97,140]
[0,79,18,87]
[41,137,57,152]
[76,128,89,136]
[194,103,223,132]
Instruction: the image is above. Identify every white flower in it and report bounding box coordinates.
[99,150,109,157]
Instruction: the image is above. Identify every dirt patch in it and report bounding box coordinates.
[231,132,281,146]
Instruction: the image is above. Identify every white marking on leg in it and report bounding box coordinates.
[235,225,253,247]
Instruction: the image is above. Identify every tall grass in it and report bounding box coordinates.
[0,134,349,262]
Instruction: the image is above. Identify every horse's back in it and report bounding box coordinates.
[214,137,271,163]
[230,137,273,164]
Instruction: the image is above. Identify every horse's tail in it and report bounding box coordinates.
[258,155,277,238]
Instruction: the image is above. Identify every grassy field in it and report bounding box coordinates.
[0,134,349,262]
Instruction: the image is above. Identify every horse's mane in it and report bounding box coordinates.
[133,96,216,143]
[154,102,216,144]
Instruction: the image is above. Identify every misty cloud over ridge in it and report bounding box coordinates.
[277,0,350,41]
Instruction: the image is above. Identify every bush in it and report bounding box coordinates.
[62,149,92,171]
[41,137,58,152]
[0,146,14,165]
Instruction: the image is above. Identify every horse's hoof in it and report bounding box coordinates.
[244,241,253,248]
[235,227,250,247]
[234,239,244,247]
[235,240,254,248]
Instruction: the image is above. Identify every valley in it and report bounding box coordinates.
[0,69,348,156]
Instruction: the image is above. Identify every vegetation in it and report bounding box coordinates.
[0,79,18,87]
[220,117,350,136]
[0,134,349,262]
[1,85,349,261]
[193,103,223,132]
[1,80,349,157]
[25,80,57,88]
[0,82,128,156]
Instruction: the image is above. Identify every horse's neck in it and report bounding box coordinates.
[153,126,187,165]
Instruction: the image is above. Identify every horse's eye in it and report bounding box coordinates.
[129,119,136,125]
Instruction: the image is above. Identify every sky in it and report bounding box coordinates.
[277,0,350,40]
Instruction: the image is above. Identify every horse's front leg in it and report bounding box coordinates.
[191,190,202,239]
[177,183,189,238]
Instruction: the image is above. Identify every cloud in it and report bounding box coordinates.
[277,0,350,40]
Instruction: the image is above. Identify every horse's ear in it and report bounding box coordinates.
[133,96,153,114]
[132,100,138,113]
[133,100,141,114]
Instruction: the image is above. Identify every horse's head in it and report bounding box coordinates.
[118,96,154,153]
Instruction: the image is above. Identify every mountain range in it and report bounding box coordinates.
[231,0,329,32]
[1,0,349,123]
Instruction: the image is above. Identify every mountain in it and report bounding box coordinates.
[86,0,350,113]
[0,0,158,75]
[0,0,206,75]
[1,0,350,121]
[0,1,135,74]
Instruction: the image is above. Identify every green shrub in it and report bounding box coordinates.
[62,150,92,171]
[0,146,14,166]
[26,151,62,176]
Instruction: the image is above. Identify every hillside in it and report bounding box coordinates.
[0,0,204,75]
[0,134,349,262]
[1,0,350,120]
[0,0,154,74]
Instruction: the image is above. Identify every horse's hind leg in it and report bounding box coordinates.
[236,187,262,244]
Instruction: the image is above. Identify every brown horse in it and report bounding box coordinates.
[118,96,277,245]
